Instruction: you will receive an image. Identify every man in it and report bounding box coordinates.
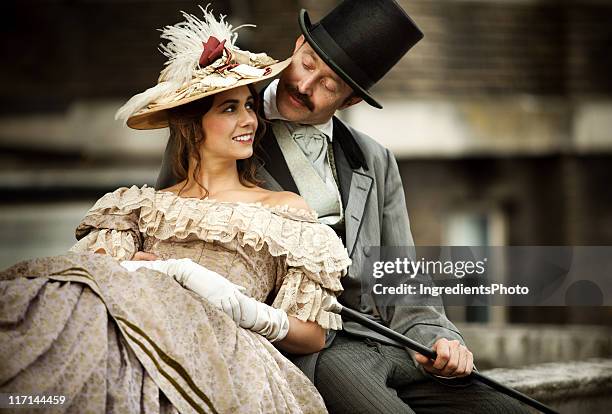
[155,1,527,412]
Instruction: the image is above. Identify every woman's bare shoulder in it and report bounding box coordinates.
[262,191,310,211]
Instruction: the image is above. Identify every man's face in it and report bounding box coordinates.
[276,36,362,125]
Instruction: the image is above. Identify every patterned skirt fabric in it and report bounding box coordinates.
[0,253,327,414]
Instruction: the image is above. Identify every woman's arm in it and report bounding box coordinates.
[275,317,326,354]
[70,230,138,260]
[267,192,328,354]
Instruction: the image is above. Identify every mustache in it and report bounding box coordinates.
[285,84,314,111]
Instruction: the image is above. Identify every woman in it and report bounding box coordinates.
[0,8,349,414]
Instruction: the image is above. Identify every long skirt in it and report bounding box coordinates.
[0,253,327,413]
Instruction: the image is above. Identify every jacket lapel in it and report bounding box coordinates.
[255,162,283,191]
[344,169,373,257]
[332,137,351,210]
[255,86,299,193]
[256,122,300,194]
[333,118,373,257]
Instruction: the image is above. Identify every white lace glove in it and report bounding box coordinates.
[233,291,290,342]
[119,258,244,315]
[120,259,289,342]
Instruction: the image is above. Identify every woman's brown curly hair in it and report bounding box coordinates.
[166,84,265,198]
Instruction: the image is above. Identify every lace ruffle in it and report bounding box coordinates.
[70,229,137,261]
[79,185,350,310]
[272,268,342,330]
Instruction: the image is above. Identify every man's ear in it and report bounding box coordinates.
[293,35,305,54]
[339,95,363,110]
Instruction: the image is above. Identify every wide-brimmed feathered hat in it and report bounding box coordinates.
[116,5,290,130]
[299,0,423,109]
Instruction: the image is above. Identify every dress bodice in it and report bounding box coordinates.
[71,185,351,330]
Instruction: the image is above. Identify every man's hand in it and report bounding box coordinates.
[133,251,159,261]
[414,338,474,377]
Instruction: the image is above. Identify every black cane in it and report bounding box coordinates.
[322,298,559,414]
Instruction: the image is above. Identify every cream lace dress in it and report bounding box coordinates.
[0,185,350,414]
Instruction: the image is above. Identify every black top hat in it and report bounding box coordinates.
[299,0,423,109]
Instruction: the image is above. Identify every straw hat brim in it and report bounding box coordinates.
[127,58,291,130]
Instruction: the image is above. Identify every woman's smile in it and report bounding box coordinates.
[232,132,254,144]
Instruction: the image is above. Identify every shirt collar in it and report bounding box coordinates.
[263,79,334,140]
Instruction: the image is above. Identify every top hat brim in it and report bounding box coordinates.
[299,9,383,109]
[127,58,291,130]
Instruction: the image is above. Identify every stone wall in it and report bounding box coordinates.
[458,323,612,369]
[484,359,612,413]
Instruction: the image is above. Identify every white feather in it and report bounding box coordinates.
[158,4,253,84]
[115,81,180,122]
[115,4,255,123]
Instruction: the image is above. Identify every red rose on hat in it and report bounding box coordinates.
[199,36,226,67]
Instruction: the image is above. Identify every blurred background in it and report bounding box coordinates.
[2,0,612,387]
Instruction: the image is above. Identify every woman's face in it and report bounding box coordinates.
[200,85,258,160]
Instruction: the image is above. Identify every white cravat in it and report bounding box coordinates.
[291,125,329,182]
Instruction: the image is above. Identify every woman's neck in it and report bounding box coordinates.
[182,157,244,198]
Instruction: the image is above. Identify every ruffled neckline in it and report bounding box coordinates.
[80,185,351,282]
[154,187,319,223]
